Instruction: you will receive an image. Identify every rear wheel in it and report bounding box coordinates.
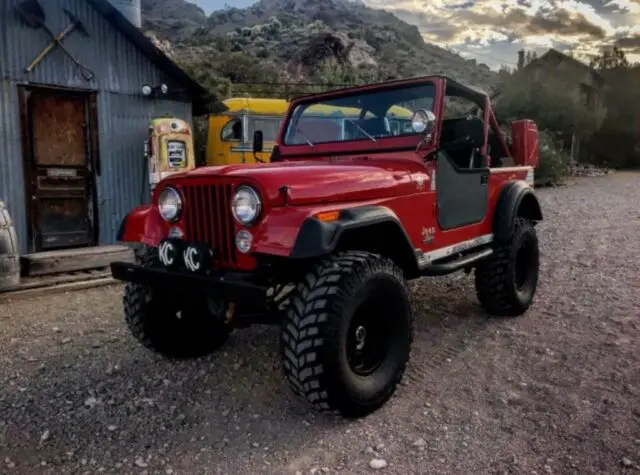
[280,251,413,418]
[475,217,539,316]
[123,248,232,359]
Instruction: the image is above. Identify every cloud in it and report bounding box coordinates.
[389,9,461,42]
[615,34,640,53]
[527,9,607,38]
[457,3,611,39]
[364,0,640,67]
[605,0,640,14]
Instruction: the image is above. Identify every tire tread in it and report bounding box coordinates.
[123,247,231,359]
[281,251,413,416]
[475,217,539,317]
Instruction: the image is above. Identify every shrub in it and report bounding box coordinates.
[534,130,571,186]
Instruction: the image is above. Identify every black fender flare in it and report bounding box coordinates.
[290,205,418,269]
[493,181,543,244]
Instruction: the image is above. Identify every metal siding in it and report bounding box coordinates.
[1,0,169,92]
[0,0,194,253]
[96,93,191,246]
[0,79,29,255]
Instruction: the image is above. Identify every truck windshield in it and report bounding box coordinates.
[283,82,435,146]
[247,116,284,144]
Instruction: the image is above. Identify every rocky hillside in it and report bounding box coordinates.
[142,0,208,41]
[141,0,500,97]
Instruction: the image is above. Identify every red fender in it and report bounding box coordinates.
[116,205,169,247]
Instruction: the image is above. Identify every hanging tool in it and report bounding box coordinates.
[14,0,95,81]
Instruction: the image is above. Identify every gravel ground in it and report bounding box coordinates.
[1,173,640,475]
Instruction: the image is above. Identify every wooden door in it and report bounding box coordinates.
[21,88,97,252]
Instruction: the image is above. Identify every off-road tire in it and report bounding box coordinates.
[475,217,539,317]
[123,247,232,359]
[280,251,413,418]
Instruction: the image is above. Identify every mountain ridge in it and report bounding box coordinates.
[140,0,501,97]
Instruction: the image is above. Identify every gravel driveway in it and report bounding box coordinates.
[1,173,639,475]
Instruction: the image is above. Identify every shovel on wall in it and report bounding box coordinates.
[14,0,95,81]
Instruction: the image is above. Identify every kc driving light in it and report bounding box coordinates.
[235,230,253,254]
[232,185,262,225]
[158,186,182,222]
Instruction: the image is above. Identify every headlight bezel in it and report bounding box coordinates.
[157,186,183,223]
[231,185,262,226]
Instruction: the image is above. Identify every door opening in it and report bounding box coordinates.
[19,85,99,252]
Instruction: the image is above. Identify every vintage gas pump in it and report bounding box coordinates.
[144,118,196,195]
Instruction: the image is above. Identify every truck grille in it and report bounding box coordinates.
[181,183,236,265]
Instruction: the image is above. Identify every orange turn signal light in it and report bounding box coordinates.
[315,210,340,222]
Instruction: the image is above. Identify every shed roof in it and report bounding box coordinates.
[86,0,226,115]
[491,48,605,102]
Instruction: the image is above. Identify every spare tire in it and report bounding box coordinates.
[0,201,20,291]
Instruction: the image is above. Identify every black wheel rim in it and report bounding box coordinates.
[514,238,535,291]
[346,282,399,377]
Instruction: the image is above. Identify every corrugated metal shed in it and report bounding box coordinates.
[0,0,217,254]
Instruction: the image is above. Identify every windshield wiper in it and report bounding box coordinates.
[345,118,377,142]
[293,125,315,147]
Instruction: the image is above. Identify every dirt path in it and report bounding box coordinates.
[1,173,639,475]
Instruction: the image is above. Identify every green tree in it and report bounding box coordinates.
[582,46,640,168]
[584,68,640,168]
[494,64,605,183]
[494,78,602,137]
[589,46,629,72]
[517,49,538,70]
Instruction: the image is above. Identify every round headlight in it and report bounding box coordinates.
[231,185,262,225]
[410,109,436,135]
[411,110,428,133]
[158,187,182,222]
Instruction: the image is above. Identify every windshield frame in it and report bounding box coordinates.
[277,78,442,157]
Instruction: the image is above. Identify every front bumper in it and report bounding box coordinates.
[110,261,268,305]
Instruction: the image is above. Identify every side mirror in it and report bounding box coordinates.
[253,130,264,154]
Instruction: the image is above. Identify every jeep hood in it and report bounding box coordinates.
[175,160,422,205]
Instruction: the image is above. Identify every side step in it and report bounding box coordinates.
[419,248,493,276]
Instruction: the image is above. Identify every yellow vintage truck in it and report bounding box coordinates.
[206,97,288,165]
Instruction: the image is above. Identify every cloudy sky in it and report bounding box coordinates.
[190,0,640,69]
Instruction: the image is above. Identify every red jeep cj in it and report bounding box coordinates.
[111,75,542,418]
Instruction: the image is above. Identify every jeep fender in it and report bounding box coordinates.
[493,181,543,244]
[290,205,419,275]
[116,205,168,248]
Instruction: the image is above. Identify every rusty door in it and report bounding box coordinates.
[21,88,97,251]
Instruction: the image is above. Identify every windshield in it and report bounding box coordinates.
[247,116,284,143]
[283,82,436,146]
